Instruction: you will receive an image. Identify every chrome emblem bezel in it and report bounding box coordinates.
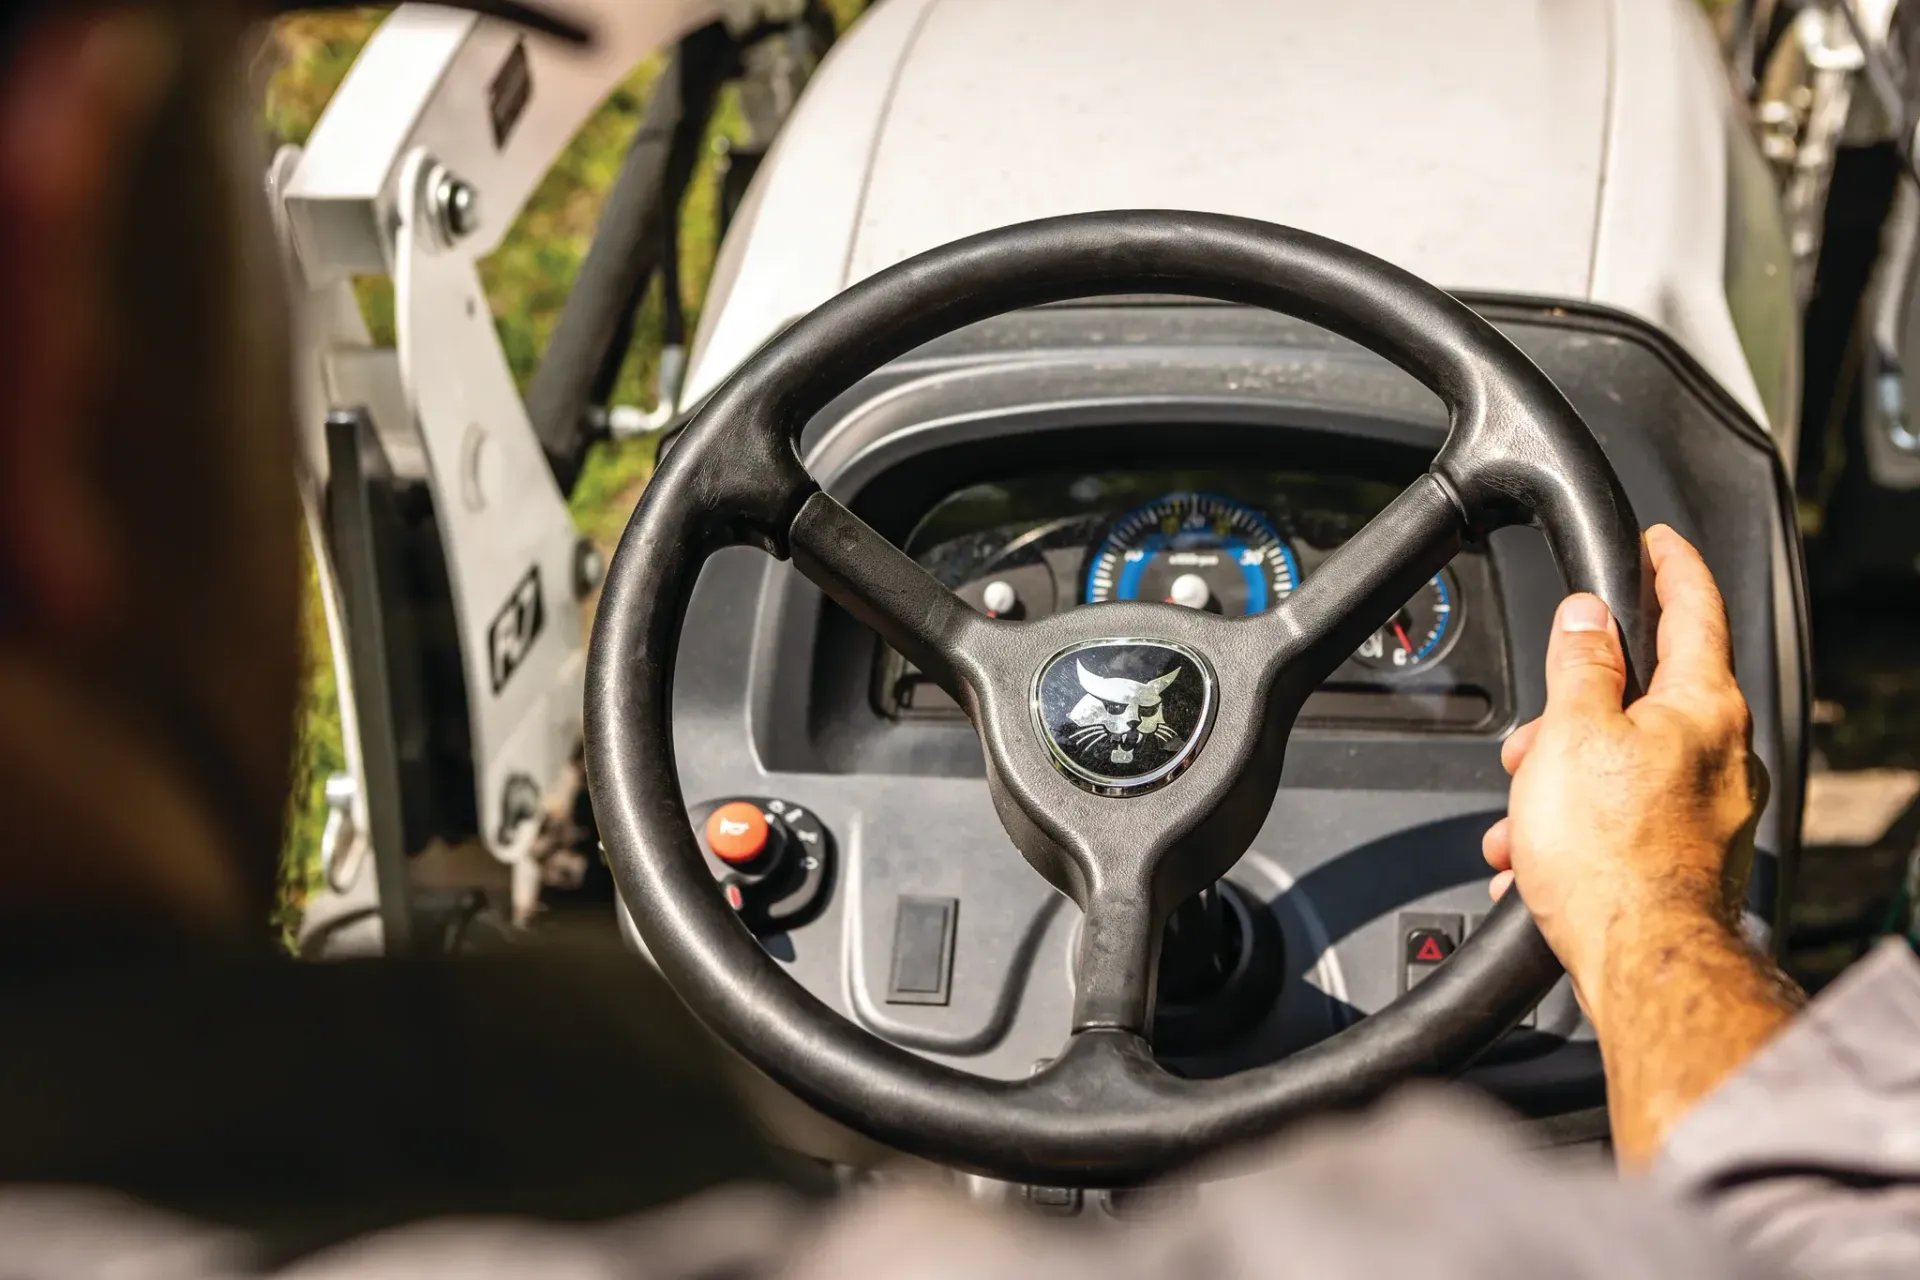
[1028,637,1217,797]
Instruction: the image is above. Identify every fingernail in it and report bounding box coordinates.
[1558,594,1611,634]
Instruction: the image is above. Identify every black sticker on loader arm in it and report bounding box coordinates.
[488,38,532,149]
[488,565,545,694]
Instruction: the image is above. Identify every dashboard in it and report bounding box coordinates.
[632,302,1802,1145]
[876,466,1513,731]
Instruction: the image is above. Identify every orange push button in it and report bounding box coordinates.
[706,802,770,865]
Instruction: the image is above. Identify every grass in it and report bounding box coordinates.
[270,6,865,929]
[278,544,345,942]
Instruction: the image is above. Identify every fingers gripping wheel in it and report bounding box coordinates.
[586,212,1654,1184]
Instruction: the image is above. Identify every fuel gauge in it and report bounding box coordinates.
[1354,571,1459,674]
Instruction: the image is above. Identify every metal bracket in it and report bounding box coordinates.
[392,145,586,863]
[272,2,817,946]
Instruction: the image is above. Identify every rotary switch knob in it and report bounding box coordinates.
[693,797,833,933]
[705,801,780,869]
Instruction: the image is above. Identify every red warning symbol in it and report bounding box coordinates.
[1410,932,1453,964]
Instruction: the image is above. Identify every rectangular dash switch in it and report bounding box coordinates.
[1398,911,1462,994]
[887,896,957,1006]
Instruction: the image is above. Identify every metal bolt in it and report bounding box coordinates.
[1879,371,1920,452]
[433,171,480,241]
[320,773,366,893]
[497,773,542,847]
[325,773,358,809]
[573,539,606,600]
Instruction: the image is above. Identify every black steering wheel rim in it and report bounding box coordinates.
[586,211,1654,1185]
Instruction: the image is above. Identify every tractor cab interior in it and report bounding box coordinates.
[280,0,1813,1196]
[585,211,1801,1185]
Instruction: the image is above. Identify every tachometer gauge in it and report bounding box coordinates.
[1084,493,1299,615]
[1353,571,1459,674]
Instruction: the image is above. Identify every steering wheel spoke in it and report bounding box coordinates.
[1071,883,1164,1035]
[788,491,992,702]
[1261,474,1467,693]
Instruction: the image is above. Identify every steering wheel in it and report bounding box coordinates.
[586,212,1654,1186]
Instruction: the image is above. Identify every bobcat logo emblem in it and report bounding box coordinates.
[1031,640,1216,796]
[1064,662,1183,765]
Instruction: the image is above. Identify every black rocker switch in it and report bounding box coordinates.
[887,896,957,1006]
[1398,912,1462,993]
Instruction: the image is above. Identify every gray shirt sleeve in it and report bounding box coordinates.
[1653,937,1920,1279]
[772,1095,1758,1280]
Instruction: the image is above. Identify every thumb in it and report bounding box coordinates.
[1544,593,1628,722]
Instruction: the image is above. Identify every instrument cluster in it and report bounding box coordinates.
[878,467,1509,731]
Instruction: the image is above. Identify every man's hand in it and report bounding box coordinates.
[1481,525,1762,1012]
[1482,524,1801,1164]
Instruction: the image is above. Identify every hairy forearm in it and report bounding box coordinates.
[1591,907,1804,1166]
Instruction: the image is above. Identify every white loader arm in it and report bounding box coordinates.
[270,1,786,947]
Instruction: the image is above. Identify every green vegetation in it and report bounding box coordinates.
[278,548,344,942]
[268,6,862,930]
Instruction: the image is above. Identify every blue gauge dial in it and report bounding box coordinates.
[1084,493,1299,616]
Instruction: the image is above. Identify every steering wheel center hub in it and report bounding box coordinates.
[1029,638,1218,796]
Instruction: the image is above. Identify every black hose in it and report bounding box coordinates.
[523,24,734,493]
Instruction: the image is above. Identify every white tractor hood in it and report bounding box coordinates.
[686,0,1781,429]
